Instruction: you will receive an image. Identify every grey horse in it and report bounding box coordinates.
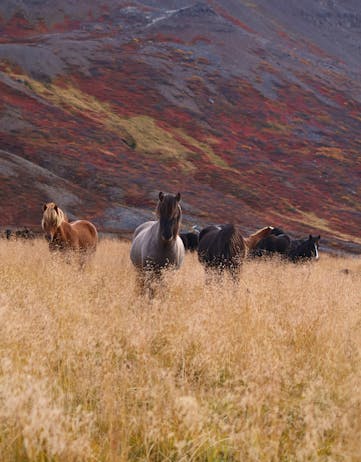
[130,192,185,293]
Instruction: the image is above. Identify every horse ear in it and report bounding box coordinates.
[176,192,181,202]
[43,203,47,211]
[309,234,313,240]
[54,204,58,214]
[317,235,321,240]
[159,192,164,201]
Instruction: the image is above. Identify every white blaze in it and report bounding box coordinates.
[314,243,319,260]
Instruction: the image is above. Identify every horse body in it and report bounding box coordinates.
[253,233,291,257]
[198,224,273,278]
[130,192,185,281]
[42,203,98,263]
[198,225,246,275]
[130,220,184,271]
[50,219,98,253]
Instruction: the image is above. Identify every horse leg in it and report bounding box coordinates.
[134,270,147,296]
[229,265,240,284]
[204,264,223,286]
[78,248,94,270]
[78,252,87,270]
[135,266,161,299]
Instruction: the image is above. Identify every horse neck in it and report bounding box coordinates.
[54,220,71,240]
[153,221,174,247]
[244,227,273,250]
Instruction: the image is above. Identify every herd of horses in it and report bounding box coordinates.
[40,193,320,292]
[181,226,320,263]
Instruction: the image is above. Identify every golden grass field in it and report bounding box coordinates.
[0,238,360,461]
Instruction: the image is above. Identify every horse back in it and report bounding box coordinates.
[130,221,159,268]
[198,225,220,243]
[68,220,98,250]
[132,221,156,240]
[198,226,221,257]
[256,233,291,254]
[198,224,245,267]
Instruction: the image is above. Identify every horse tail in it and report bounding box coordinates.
[244,226,274,250]
[231,229,246,259]
[220,225,246,260]
[219,224,236,243]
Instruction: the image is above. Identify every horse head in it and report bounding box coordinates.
[41,202,65,242]
[290,234,321,261]
[308,234,321,260]
[156,192,182,242]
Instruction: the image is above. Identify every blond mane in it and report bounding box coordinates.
[244,226,274,251]
[42,202,66,230]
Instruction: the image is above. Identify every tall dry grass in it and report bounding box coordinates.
[0,238,360,461]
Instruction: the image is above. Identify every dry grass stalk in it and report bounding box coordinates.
[0,239,360,461]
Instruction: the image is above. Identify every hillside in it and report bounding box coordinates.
[0,0,360,252]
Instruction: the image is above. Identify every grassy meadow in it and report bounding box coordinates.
[0,238,360,461]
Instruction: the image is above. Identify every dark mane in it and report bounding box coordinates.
[156,192,182,240]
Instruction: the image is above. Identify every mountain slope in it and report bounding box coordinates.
[0,0,360,252]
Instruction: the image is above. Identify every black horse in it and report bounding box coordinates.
[180,231,199,252]
[253,228,320,262]
[288,235,320,262]
[253,228,291,258]
[198,224,273,279]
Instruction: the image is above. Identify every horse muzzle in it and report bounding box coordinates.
[45,233,54,242]
[161,233,173,243]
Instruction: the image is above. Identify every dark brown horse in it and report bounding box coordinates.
[41,202,98,265]
[198,224,274,279]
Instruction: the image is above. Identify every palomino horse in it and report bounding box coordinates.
[198,224,274,279]
[41,202,98,266]
[130,192,185,292]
